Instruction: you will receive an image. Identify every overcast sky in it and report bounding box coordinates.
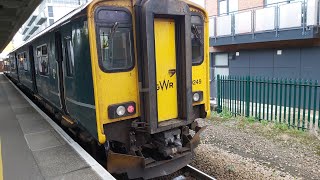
[190,0,205,7]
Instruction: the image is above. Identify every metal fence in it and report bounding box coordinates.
[216,75,320,130]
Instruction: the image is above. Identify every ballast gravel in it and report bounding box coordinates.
[190,118,320,180]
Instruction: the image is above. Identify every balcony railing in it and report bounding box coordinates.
[209,0,320,38]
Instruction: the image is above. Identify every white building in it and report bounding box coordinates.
[21,0,87,42]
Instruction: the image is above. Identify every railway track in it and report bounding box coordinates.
[173,165,216,180]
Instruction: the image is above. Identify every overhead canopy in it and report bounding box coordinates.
[0,0,42,52]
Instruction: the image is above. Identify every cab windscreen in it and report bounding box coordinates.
[191,15,204,65]
[95,8,134,72]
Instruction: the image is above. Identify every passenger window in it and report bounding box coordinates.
[191,15,204,65]
[36,45,49,76]
[22,52,29,71]
[95,9,134,72]
[64,37,75,76]
[17,54,22,71]
[10,55,16,70]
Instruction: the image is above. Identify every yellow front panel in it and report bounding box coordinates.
[87,1,139,144]
[154,18,178,122]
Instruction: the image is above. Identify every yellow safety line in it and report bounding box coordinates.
[0,138,3,180]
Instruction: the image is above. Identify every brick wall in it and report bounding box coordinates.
[205,0,264,16]
[205,0,218,16]
[238,0,264,10]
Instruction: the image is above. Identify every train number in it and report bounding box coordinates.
[192,79,202,85]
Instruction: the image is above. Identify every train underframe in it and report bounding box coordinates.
[104,112,207,179]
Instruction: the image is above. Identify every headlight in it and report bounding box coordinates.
[116,106,126,116]
[193,93,200,102]
[192,91,203,102]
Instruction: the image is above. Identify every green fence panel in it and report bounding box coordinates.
[216,75,320,131]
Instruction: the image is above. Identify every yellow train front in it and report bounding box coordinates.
[89,0,210,179]
[6,0,210,179]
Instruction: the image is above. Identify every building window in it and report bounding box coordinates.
[49,19,54,25]
[64,37,74,76]
[48,6,54,17]
[218,0,238,15]
[36,45,49,76]
[213,53,229,77]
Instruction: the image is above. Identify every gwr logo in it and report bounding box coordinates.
[157,80,174,91]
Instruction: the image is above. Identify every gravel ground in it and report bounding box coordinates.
[190,117,320,180]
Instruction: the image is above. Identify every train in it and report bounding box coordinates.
[4,0,210,179]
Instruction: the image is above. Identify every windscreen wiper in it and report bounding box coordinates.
[109,22,119,39]
[192,24,203,45]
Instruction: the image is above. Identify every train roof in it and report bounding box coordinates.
[11,0,206,54]
[11,0,92,53]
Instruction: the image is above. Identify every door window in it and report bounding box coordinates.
[64,37,75,76]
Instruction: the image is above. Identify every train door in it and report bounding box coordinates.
[28,45,37,93]
[15,52,20,82]
[154,19,178,122]
[54,31,67,112]
[137,0,193,134]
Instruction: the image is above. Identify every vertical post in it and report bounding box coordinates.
[302,80,307,130]
[313,81,318,128]
[229,75,232,113]
[259,77,262,119]
[293,79,297,128]
[307,80,312,129]
[267,77,270,121]
[222,76,225,110]
[255,76,258,118]
[234,76,237,116]
[318,87,320,130]
[242,76,245,115]
[239,76,242,116]
[217,74,221,113]
[263,77,266,120]
[246,76,250,117]
[271,78,274,121]
[284,78,288,123]
[275,78,279,122]
[279,78,283,123]
[251,76,255,116]
[298,79,302,129]
[288,79,292,127]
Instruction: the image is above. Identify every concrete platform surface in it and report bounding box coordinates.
[0,75,115,180]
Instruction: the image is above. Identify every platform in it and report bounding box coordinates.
[0,74,115,180]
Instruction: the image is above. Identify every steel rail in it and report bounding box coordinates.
[179,165,216,180]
